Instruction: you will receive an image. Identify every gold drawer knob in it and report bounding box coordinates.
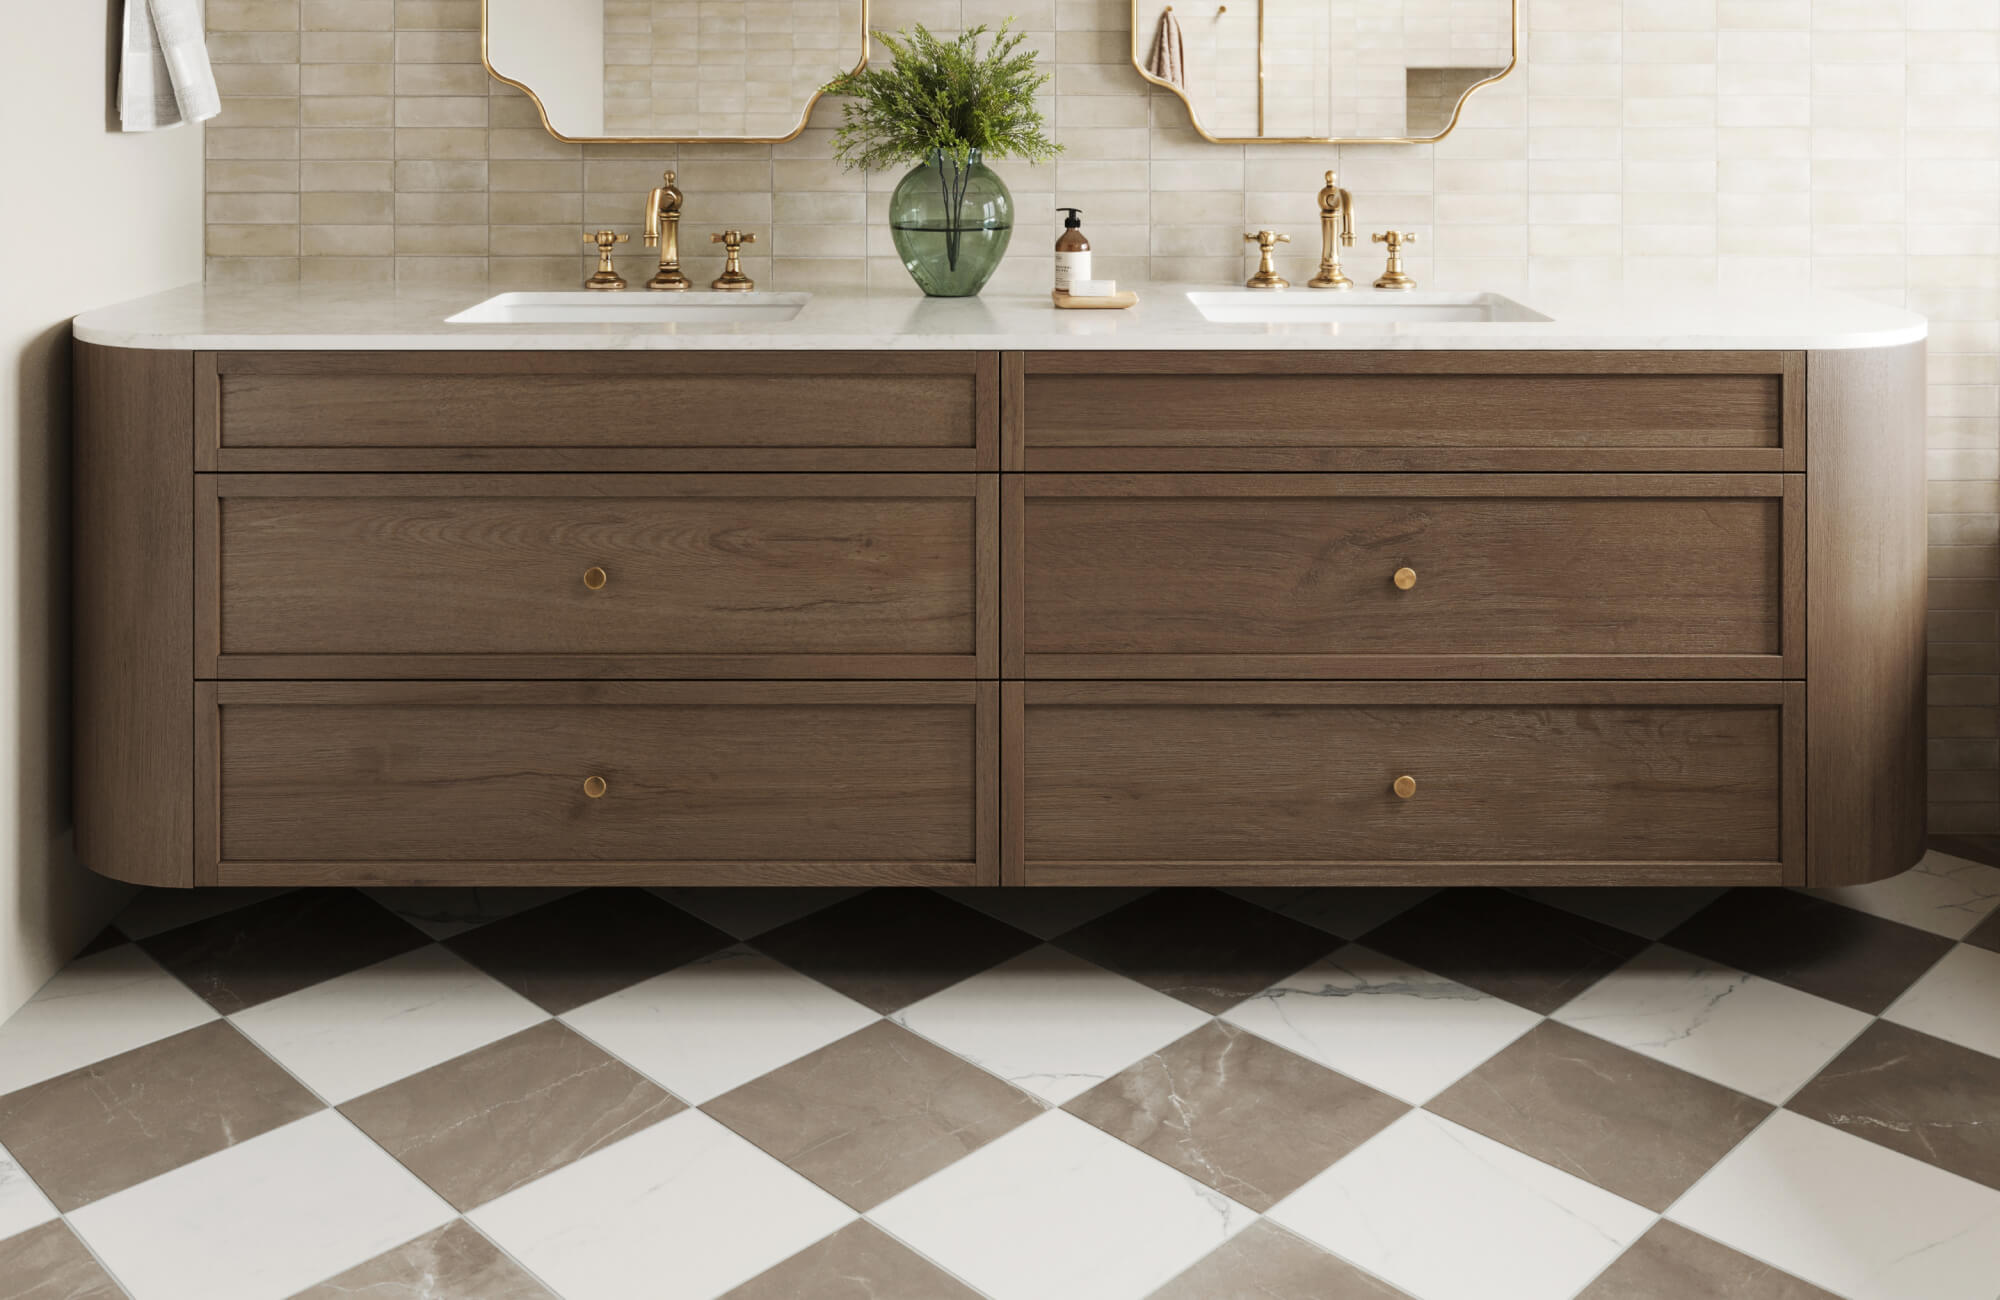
[583,566,608,591]
[1393,774,1417,799]
[1393,567,1417,591]
[583,775,608,799]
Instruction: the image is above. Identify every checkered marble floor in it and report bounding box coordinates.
[4,857,2000,1300]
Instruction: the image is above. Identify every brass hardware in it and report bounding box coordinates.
[583,565,608,591]
[1393,775,1417,799]
[583,775,607,799]
[643,171,691,291]
[584,230,629,291]
[1393,566,1417,591]
[1244,230,1291,289]
[1372,231,1418,290]
[1309,170,1356,290]
[709,230,757,291]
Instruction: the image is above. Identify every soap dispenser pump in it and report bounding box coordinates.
[1055,208,1091,292]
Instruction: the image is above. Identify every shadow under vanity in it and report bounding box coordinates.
[70,293,1926,891]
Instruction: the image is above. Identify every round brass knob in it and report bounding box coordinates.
[583,566,608,591]
[582,775,607,799]
[1393,567,1417,591]
[1392,775,1417,799]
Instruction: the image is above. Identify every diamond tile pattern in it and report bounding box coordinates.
[0,872,1993,1299]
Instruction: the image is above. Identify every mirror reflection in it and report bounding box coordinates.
[1134,0,1514,142]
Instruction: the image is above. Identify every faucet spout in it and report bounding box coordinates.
[1310,169,1356,290]
[643,170,691,291]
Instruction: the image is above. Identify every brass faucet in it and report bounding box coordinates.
[1309,170,1356,290]
[1243,230,1291,289]
[709,230,757,291]
[1372,230,1418,290]
[583,230,628,291]
[643,170,691,291]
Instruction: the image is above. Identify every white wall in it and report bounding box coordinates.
[0,2,204,1017]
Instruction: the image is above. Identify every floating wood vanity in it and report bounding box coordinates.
[72,285,1927,889]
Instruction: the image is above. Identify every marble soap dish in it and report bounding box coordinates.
[1052,288,1139,310]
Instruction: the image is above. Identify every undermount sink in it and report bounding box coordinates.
[1187,289,1550,325]
[449,291,810,325]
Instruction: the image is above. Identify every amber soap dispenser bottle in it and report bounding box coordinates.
[1055,208,1091,292]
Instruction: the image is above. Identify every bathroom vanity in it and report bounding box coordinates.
[72,284,1926,890]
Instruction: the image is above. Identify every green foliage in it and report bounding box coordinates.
[821,23,1061,172]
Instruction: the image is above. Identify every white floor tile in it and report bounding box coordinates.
[0,1141,56,1241]
[1511,887,1726,940]
[229,945,548,1103]
[1883,942,2000,1059]
[561,946,878,1104]
[1225,887,1436,938]
[0,945,219,1096]
[360,887,577,940]
[891,945,1210,1105]
[1806,851,2000,939]
[1268,1111,1654,1300]
[940,887,1150,939]
[1669,1110,2000,1300]
[1221,944,1540,1105]
[471,1110,855,1300]
[870,1109,1253,1300]
[1553,943,1873,1105]
[67,1111,454,1300]
[646,887,863,939]
[111,889,291,941]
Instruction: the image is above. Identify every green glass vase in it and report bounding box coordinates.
[889,149,1013,297]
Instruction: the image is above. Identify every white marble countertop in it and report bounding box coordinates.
[72,280,1928,352]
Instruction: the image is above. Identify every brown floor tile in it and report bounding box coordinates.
[1576,1221,1838,1300]
[1787,1019,2000,1190]
[292,1219,555,1299]
[750,889,1041,1015]
[1150,1221,1413,1300]
[1359,888,1648,1015]
[1065,1021,1406,1212]
[340,1019,682,1211]
[0,1020,321,1212]
[1967,907,2000,953]
[1052,889,1340,1013]
[1427,1020,1767,1212]
[0,1220,127,1300]
[72,927,127,961]
[442,888,733,1015]
[703,1020,1041,1210]
[139,889,430,1015]
[721,1221,981,1300]
[1663,889,1956,1014]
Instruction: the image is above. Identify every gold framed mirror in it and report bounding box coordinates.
[484,0,869,144]
[1132,0,1517,143]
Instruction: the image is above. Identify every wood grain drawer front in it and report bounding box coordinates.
[201,475,996,679]
[200,352,998,472]
[201,682,997,887]
[1010,682,1803,887]
[1013,475,1802,679]
[1009,352,1803,472]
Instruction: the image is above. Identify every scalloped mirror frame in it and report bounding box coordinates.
[484,0,871,145]
[1131,0,1519,145]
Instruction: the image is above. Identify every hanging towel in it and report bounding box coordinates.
[119,0,220,132]
[1148,8,1186,89]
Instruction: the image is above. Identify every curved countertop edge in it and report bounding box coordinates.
[72,280,1931,352]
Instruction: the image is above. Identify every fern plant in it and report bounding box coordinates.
[821,23,1062,172]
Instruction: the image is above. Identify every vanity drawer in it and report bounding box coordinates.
[1008,682,1803,887]
[199,352,998,472]
[1009,351,1804,472]
[1011,474,1801,678]
[199,474,996,678]
[198,682,997,886]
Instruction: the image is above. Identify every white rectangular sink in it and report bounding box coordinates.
[449,291,810,325]
[1187,289,1549,325]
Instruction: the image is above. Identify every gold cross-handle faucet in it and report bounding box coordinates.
[1244,230,1291,289]
[709,230,757,292]
[583,230,629,291]
[1372,230,1418,291]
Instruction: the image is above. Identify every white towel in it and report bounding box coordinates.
[119,0,220,132]
[1148,8,1186,89]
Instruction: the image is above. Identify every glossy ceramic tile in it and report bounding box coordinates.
[1575,1220,1839,1300]
[1806,851,2000,939]
[293,1218,558,1299]
[1052,888,1340,1014]
[361,886,578,940]
[0,1143,55,1242]
[1148,1220,1413,1300]
[721,1220,982,1300]
[1361,888,1649,1015]
[1882,940,2000,1059]
[0,944,218,1095]
[870,1110,1254,1300]
[1221,887,1436,940]
[751,889,1040,1015]
[0,1220,126,1300]
[646,887,863,941]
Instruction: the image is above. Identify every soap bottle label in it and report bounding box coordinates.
[1055,250,1092,292]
